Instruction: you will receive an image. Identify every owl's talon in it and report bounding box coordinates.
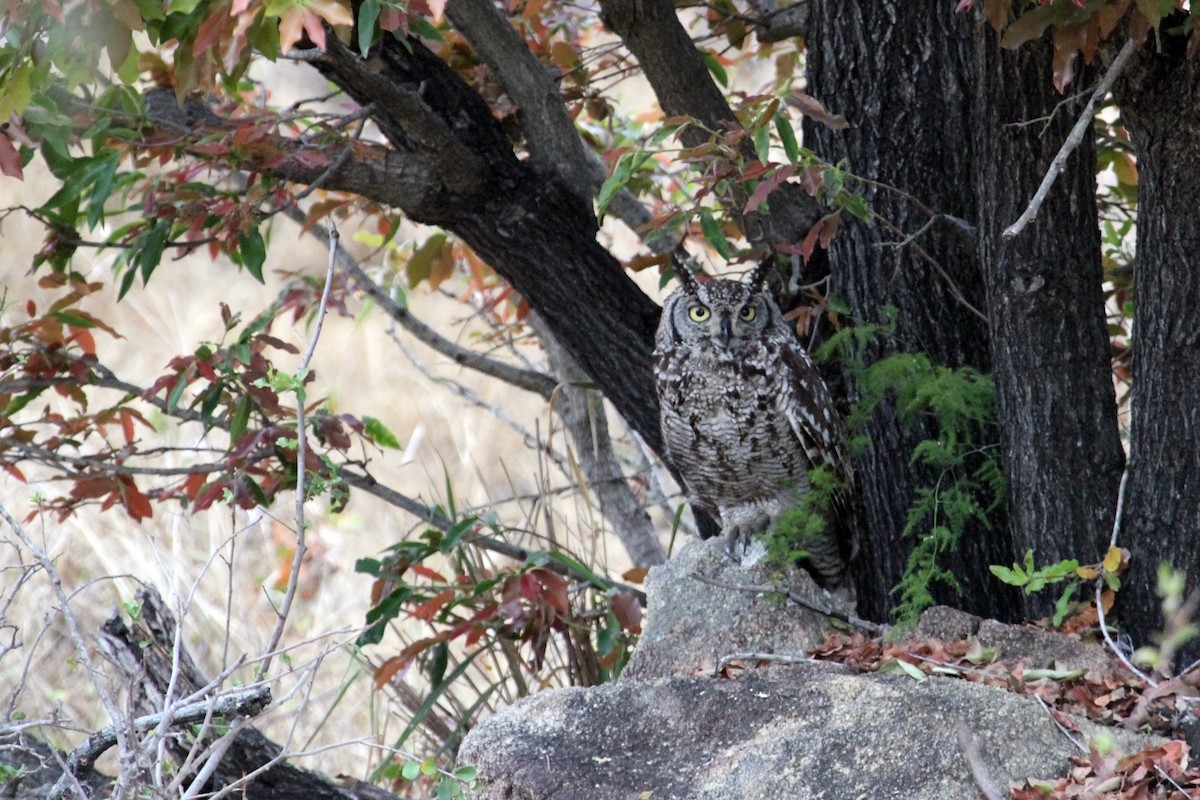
[721,513,769,558]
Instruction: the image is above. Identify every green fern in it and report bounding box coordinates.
[821,308,1004,626]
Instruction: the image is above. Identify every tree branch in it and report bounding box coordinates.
[532,315,667,567]
[445,0,594,195]
[141,88,446,217]
[288,208,558,398]
[53,687,272,797]
[1002,38,1136,239]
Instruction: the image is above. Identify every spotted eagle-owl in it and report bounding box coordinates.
[653,259,855,589]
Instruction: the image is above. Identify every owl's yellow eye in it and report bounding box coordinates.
[739,306,756,322]
[688,305,711,322]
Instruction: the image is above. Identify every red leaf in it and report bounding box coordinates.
[192,7,229,57]
[183,472,207,500]
[410,564,449,583]
[519,572,541,602]
[119,408,136,444]
[0,132,23,180]
[408,588,455,623]
[535,569,569,615]
[118,476,153,521]
[611,590,643,634]
[799,218,826,264]
[745,164,796,215]
[0,461,27,482]
[191,480,226,511]
[373,654,411,689]
[71,475,117,500]
[69,326,96,355]
[789,92,848,131]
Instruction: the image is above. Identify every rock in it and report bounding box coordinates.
[622,537,851,680]
[459,545,1151,799]
[459,662,1154,800]
[915,606,1114,676]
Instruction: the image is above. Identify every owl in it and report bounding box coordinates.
[653,258,855,590]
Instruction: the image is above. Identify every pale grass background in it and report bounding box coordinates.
[0,46,792,784]
[0,152,664,782]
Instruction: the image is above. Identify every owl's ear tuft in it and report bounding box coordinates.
[671,248,702,297]
[746,257,774,292]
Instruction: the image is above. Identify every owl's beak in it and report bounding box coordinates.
[718,314,733,348]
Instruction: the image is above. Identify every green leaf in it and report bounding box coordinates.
[698,209,733,259]
[239,229,266,283]
[401,761,422,782]
[989,564,1025,586]
[426,640,449,687]
[753,125,770,165]
[166,374,188,413]
[357,0,380,56]
[228,394,252,441]
[1052,581,1077,627]
[406,232,447,288]
[1022,667,1085,681]
[137,217,172,285]
[48,310,98,328]
[699,50,728,87]
[774,113,800,164]
[3,387,46,417]
[362,415,402,449]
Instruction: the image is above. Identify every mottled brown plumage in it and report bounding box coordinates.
[653,261,855,588]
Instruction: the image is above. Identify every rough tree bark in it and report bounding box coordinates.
[972,29,1125,620]
[1113,31,1200,654]
[804,1,1020,621]
[307,33,666,454]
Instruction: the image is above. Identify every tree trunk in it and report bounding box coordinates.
[972,29,1125,621]
[805,1,1020,622]
[1113,33,1200,656]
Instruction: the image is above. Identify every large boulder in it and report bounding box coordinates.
[459,538,1152,799]
[459,662,1147,800]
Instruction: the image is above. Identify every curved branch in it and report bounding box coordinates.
[290,210,558,398]
[445,0,595,195]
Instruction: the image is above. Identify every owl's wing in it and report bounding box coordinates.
[779,336,858,583]
[779,337,848,476]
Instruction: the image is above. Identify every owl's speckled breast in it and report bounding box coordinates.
[656,339,807,506]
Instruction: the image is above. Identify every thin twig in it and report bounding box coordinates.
[688,571,887,635]
[1096,466,1156,685]
[0,503,135,798]
[1003,38,1137,239]
[255,225,338,682]
[56,687,271,782]
[1034,696,1086,753]
[956,724,1005,800]
[284,206,557,398]
[714,650,838,676]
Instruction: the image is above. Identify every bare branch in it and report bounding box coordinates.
[1097,466,1156,685]
[140,88,444,214]
[1003,38,1137,239]
[50,687,271,798]
[446,0,595,197]
[0,503,137,797]
[533,315,667,567]
[287,208,558,398]
[255,226,339,683]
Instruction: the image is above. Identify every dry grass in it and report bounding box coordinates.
[0,153,671,787]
